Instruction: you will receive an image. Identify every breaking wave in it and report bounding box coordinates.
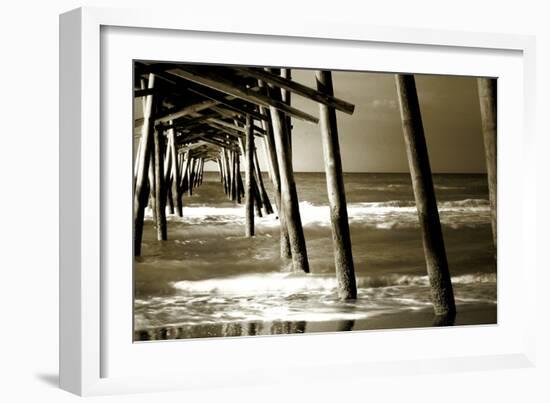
[145,198,491,230]
[172,272,496,296]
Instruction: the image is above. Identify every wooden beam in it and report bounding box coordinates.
[210,104,269,123]
[156,99,218,123]
[208,117,266,136]
[151,69,270,122]
[234,67,355,115]
[166,67,320,123]
[204,121,244,139]
[197,135,239,152]
[161,111,219,131]
[135,87,157,98]
[395,74,455,319]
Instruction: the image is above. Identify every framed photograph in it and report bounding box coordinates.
[60,6,536,396]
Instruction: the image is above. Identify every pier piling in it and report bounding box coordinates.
[134,73,156,256]
[316,70,357,300]
[395,74,456,319]
[270,105,309,273]
[477,78,497,249]
[245,115,255,236]
[153,126,167,241]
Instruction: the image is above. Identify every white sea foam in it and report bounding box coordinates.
[171,272,496,296]
[135,272,496,329]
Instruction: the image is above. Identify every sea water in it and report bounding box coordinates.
[134,172,496,341]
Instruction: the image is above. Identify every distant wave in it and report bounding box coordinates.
[144,198,491,229]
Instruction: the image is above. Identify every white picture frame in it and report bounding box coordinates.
[60,6,537,396]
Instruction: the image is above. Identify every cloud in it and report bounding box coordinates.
[368,99,398,110]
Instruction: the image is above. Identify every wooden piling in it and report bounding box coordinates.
[168,126,183,216]
[254,148,274,215]
[316,70,357,300]
[270,106,309,273]
[223,148,232,198]
[220,151,228,194]
[281,68,292,152]
[162,132,174,215]
[148,143,157,225]
[257,94,291,258]
[180,152,190,195]
[230,151,237,201]
[395,74,456,318]
[199,158,205,185]
[217,158,223,184]
[245,115,255,236]
[477,78,497,249]
[236,152,242,204]
[194,158,203,188]
[134,73,156,257]
[252,176,263,217]
[166,183,175,214]
[153,128,168,241]
[187,157,194,196]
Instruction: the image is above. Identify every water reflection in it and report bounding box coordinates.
[432,312,456,327]
[134,319,354,341]
[336,319,356,332]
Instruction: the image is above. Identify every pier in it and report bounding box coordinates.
[133,62,497,321]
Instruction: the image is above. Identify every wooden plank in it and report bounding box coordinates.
[166,67,320,123]
[234,67,355,115]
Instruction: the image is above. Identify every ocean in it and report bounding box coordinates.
[134,172,497,341]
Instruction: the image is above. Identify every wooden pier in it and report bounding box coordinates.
[133,62,497,317]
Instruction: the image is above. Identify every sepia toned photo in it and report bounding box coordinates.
[132,62,497,342]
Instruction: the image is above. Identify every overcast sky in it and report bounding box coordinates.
[136,67,488,173]
[265,70,486,173]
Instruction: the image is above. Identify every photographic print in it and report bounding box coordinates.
[132,62,497,341]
